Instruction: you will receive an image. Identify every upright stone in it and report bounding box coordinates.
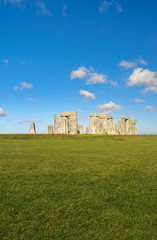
[69,114,77,134]
[78,125,83,134]
[29,122,36,134]
[54,114,58,134]
[86,127,89,134]
[48,124,53,134]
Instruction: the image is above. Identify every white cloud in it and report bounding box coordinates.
[79,90,96,101]
[14,82,33,90]
[119,58,147,69]
[97,101,123,114]
[98,1,112,14]
[3,59,8,64]
[71,66,88,80]
[62,5,67,16]
[86,72,107,85]
[144,106,157,112]
[110,80,118,86]
[127,68,157,93]
[34,1,52,15]
[0,108,8,116]
[71,66,107,85]
[133,98,146,103]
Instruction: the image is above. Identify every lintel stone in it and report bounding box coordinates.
[60,112,77,117]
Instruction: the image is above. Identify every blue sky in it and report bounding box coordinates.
[0,0,157,134]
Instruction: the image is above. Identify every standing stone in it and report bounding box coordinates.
[54,114,58,134]
[78,125,83,134]
[69,115,77,134]
[89,115,96,134]
[100,114,107,134]
[29,122,36,134]
[48,124,53,134]
[86,127,89,134]
[130,119,138,135]
[107,116,117,134]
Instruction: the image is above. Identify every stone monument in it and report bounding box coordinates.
[54,112,78,134]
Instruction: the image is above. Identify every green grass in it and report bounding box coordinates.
[0,134,157,240]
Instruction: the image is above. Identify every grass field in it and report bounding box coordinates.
[0,134,157,240]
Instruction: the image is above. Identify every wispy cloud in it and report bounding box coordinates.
[119,58,147,69]
[97,101,122,114]
[29,97,39,103]
[116,2,122,13]
[133,98,146,103]
[3,0,26,8]
[19,119,42,124]
[71,66,107,85]
[98,1,122,14]
[144,106,157,112]
[119,60,136,69]
[98,1,112,14]
[0,107,9,116]
[3,59,8,64]
[62,5,67,16]
[14,82,33,90]
[77,109,85,113]
[110,80,118,86]
[125,111,133,115]
[79,90,96,101]
[19,60,25,64]
[143,86,157,94]
[34,1,52,15]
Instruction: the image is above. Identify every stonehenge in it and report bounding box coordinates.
[54,112,78,134]
[29,112,138,135]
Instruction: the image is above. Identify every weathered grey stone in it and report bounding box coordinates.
[121,116,130,120]
[69,115,77,134]
[54,114,58,134]
[29,122,36,134]
[48,124,53,134]
[60,112,77,117]
[118,117,137,135]
[78,125,83,134]
[54,112,78,134]
[107,118,117,134]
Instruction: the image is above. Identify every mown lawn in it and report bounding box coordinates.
[0,134,157,240]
